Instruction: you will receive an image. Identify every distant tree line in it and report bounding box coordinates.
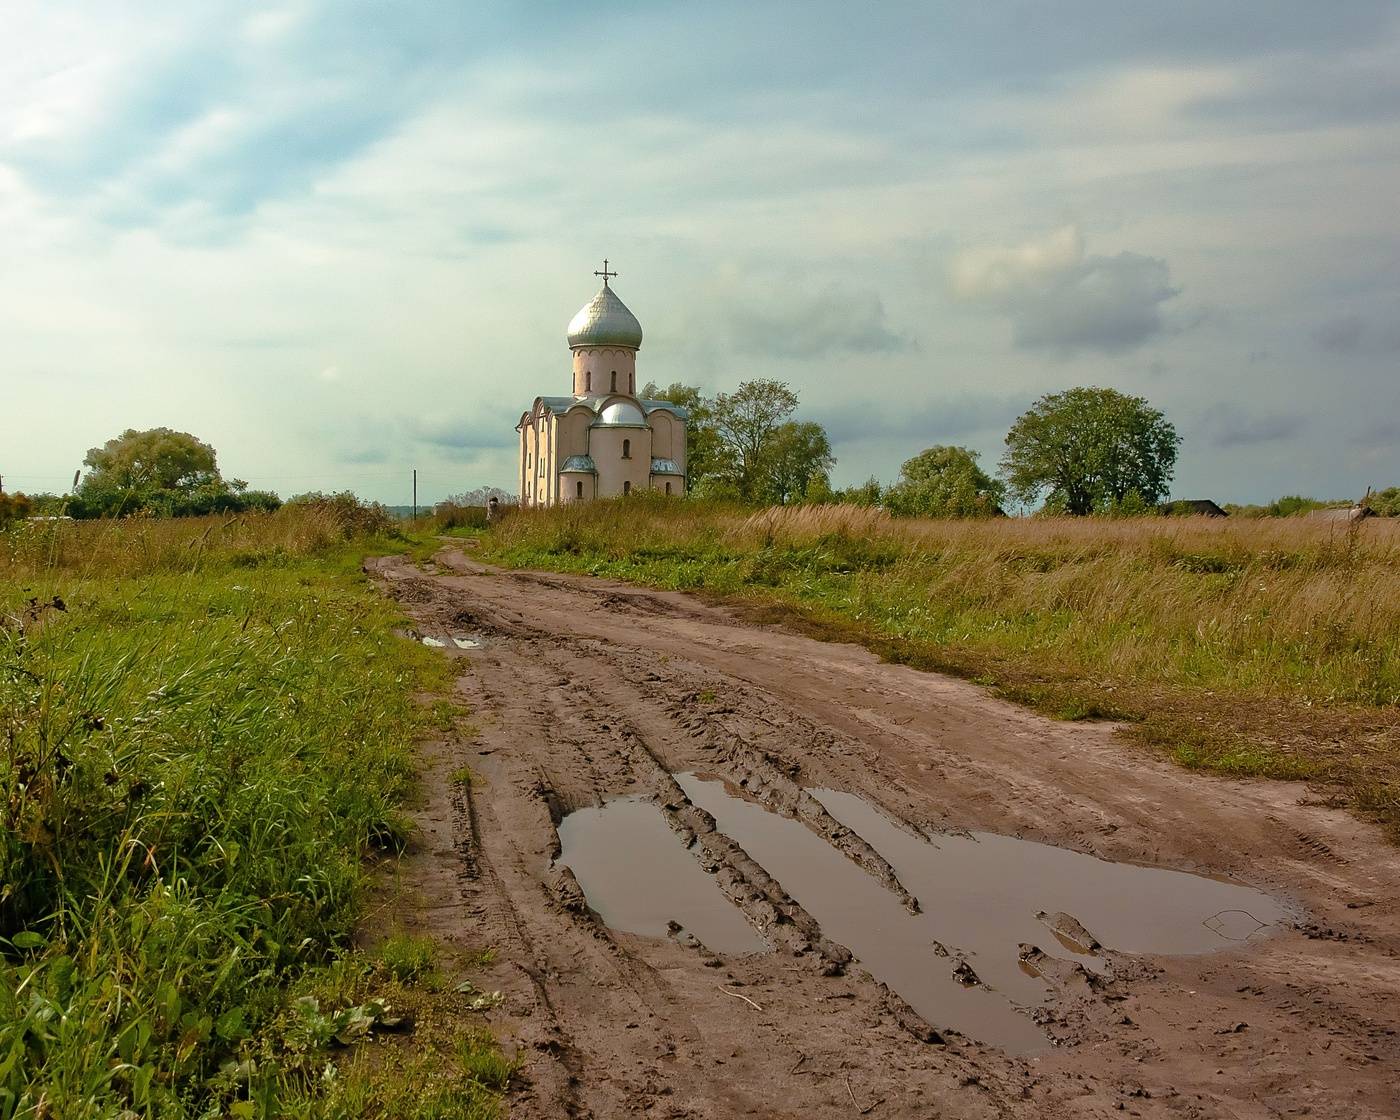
[645,381,1192,517]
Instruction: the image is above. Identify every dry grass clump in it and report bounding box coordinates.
[1,502,394,583]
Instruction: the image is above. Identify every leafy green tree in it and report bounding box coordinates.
[883,445,1005,518]
[760,421,835,504]
[1000,388,1180,515]
[75,427,279,517]
[832,476,884,506]
[710,379,800,500]
[1367,487,1400,517]
[642,381,720,493]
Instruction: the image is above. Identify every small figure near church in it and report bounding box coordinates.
[517,262,688,506]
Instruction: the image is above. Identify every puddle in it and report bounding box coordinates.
[555,794,767,955]
[678,774,1292,1053]
[452,636,482,650]
[420,636,446,647]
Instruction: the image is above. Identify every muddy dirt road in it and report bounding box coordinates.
[370,550,1399,1119]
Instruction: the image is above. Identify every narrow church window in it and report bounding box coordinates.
[666,482,672,495]
[586,371,591,391]
[623,481,631,495]
[622,439,631,460]
[576,480,583,498]
[611,371,617,392]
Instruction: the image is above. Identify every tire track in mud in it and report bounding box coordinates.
[378,559,1036,1114]
[371,553,1400,1120]
[394,560,1135,1052]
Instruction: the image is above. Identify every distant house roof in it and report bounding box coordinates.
[1309,505,1375,522]
[649,458,684,475]
[1163,499,1228,517]
[560,455,597,473]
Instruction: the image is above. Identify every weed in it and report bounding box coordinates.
[378,935,436,984]
[0,508,465,1115]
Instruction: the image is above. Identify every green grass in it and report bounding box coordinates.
[480,498,1400,834]
[0,509,512,1118]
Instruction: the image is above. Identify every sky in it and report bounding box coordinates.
[2,1,1398,506]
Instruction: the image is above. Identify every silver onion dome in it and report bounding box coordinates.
[567,284,643,350]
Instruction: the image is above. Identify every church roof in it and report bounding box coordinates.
[567,283,643,350]
[560,455,597,472]
[594,400,648,427]
[650,458,683,475]
[639,398,690,420]
[530,395,689,423]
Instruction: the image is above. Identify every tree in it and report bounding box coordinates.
[84,427,219,491]
[832,476,884,506]
[884,445,1005,518]
[760,421,835,504]
[710,379,800,500]
[75,427,279,517]
[641,381,720,493]
[1000,388,1180,515]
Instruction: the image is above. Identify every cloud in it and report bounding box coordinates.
[1314,313,1400,354]
[400,412,518,455]
[951,226,1181,354]
[725,283,912,358]
[1202,404,1306,448]
[813,393,1023,446]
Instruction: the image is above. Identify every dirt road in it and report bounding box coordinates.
[369,549,1399,1119]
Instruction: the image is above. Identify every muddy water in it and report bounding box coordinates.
[682,774,1292,1053]
[555,795,767,955]
[812,788,1292,1004]
[676,773,1051,1052]
[559,775,1291,1053]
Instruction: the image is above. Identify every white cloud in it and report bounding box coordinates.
[952,226,1181,354]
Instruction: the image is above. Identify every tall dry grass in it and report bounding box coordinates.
[489,499,1400,704]
[484,499,1400,826]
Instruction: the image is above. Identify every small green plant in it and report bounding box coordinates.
[455,1028,519,1091]
[378,934,436,983]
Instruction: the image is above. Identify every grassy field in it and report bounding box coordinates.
[1,509,508,1119]
[483,498,1400,834]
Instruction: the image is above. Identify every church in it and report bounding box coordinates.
[517,264,688,506]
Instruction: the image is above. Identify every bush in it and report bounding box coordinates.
[287,491,395,538]
[434,502,489,531]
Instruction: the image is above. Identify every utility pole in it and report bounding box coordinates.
[412,469,417,521]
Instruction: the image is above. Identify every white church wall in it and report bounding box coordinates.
[590,426,652,498]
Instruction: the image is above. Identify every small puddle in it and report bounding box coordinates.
[556,794,767,955]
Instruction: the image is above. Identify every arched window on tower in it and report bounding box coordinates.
[586,370,592,391]
[610,371,617,392]
[623,481,631,495]
[665,481,672,495]
[622,438,631,460]
[576,480,584,498]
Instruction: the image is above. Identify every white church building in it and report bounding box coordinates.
[517,264,688,507]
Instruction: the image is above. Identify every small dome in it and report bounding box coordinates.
[595,400,646,426]
[567,284,643,350]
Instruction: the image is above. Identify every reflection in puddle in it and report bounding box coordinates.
[676,773,1048,1052]
[555,795,767,955]
[681,775,1292,1053]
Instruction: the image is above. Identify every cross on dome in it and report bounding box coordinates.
[593,258,618,287]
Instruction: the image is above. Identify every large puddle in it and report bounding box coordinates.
[558,775,1293,1052]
